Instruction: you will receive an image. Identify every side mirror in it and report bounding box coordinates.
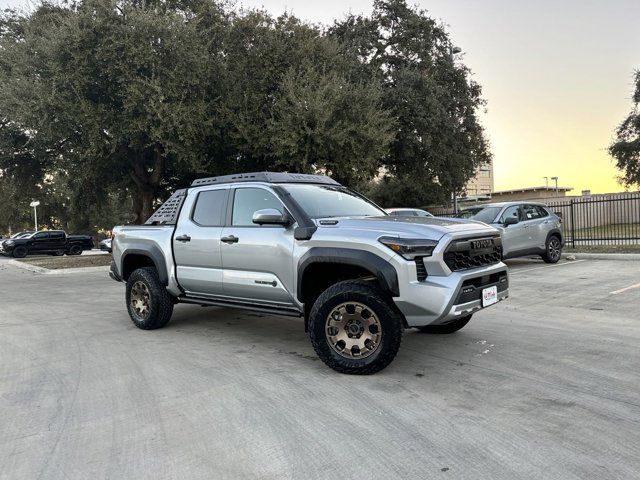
[252,208,290,226]
[504,217,519,227]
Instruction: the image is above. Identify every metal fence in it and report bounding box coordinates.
[547,193,640,246]
[430,193,640,246]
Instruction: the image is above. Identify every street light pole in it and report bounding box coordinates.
[29,200,40,231]
[550,177,558,196]
[450,45,462,214]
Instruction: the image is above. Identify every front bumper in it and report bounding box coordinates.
[394,262,509,327]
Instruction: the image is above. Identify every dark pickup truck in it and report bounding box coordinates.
[0,230,94,257]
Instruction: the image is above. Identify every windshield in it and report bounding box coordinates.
[456,206,502,223]
[283,185,385,219]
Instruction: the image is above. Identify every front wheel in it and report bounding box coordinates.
[12,246,28,258]
[417,315,472,334]
[542,235,562,264]
[308,280,403,375]
[125,267,174,330]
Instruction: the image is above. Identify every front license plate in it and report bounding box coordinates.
[482,286,498,307]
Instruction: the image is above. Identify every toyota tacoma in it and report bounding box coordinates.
[110,172,508,374]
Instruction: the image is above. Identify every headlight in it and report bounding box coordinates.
[379,237,438,259]
[5,240,14,245]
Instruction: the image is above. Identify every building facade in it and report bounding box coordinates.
[465,161,494,198]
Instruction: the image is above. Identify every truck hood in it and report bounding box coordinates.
[315,215,497,240]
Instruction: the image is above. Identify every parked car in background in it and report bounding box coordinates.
[11,231,34,239]
[456,202,563,263]
[99,238,112,253]
[0,230,94,258]
[385,208,434,218]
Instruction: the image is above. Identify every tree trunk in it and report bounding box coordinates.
[130,145,165,224]
[133,186,155,224]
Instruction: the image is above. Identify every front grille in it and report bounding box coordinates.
[444,236,502,272]
[415,258,427,281]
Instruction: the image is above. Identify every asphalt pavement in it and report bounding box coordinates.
[0,256,639,479]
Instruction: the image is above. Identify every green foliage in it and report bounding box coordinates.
[0,0,490,232]
[610,71,640,188]
[331,0,491,203]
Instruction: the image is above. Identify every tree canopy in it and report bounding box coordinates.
[610,71,640,189]
[0,0,490,234]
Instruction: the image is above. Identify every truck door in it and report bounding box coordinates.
[220,186,295,305]
[29,232,50,253]
[173,187,229,296]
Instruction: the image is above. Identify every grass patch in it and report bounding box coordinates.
[574,223,640,238]
[566,245,640,254]
[15,253,112,270]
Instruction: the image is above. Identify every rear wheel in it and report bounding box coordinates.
[126,267,174,330]
[68,244,82,256]
[542,235,562,264]
[12,246,28,258]
[417,315,472,334]
[308,280,403,375]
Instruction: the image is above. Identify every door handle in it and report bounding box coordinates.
[175,234,191,243]
[221,235,239,244]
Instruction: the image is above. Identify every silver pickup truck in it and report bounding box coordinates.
[110,172,508,374]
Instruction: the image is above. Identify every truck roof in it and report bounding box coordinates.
[191,172,340,187]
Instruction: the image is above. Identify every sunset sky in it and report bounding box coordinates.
[235,0,640,194]
[2,0,639,194]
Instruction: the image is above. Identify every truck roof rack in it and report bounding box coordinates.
[145,189,187,225]
[191,172,341,187]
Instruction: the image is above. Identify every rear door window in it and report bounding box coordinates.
[522,204,543,221]
[192,189,227,226]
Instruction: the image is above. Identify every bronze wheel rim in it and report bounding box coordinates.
[325,302,382,359]
[131,281,151,319]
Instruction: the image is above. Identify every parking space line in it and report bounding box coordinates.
[610,282,640,295]
[509,259,587,275]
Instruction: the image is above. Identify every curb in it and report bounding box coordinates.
[562,253,640,261]
[7,260,110,275]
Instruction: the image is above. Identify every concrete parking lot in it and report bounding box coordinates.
[1,256,639,479]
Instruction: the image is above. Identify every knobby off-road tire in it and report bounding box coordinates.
[541,235,562,264]
[308,280,403,375]
[417,315,472,334]
[126,267,174,330]
[12,246,28,258]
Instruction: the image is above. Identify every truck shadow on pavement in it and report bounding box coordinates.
[161,304,500,374]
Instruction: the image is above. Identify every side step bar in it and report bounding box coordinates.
[178,295,303,318]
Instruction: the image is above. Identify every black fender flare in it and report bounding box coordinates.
[297,247,399,302]
[545,229,563,246]
[121,245,168,285]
